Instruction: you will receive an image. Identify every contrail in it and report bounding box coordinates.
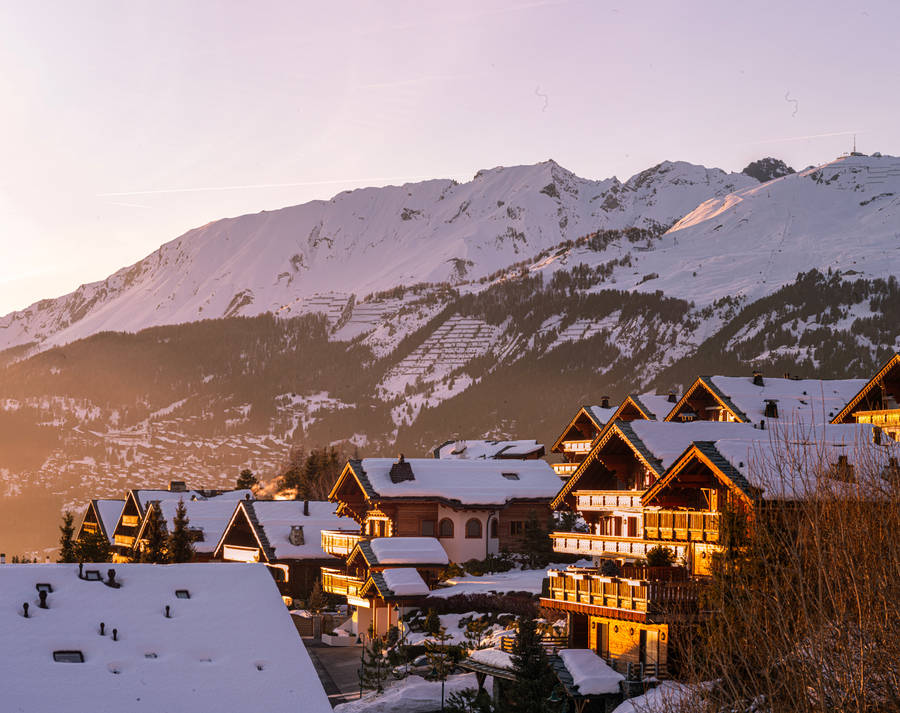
[747,130,861,145]
[97,175,449,198]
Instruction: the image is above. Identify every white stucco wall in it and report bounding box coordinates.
[435,506,499,563]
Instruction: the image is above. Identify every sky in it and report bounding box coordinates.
[1,0,898,316]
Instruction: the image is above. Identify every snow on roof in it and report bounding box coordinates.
[705,376,868,424]
[355,458,560,505]
[435,439,544,459]
[131,488,251,512]
[93,500,125,543]
[468,647,514,670]
[249,500,351,560]
[627,420,760,472]
[610,681,695,713]
[630,393,677,420]
[379,568,430,597]
[0,563,331,713]
[156,499,241,554]
[368,537,449,566]
[585,405,618,427]
[558,649,624,695]
[707,422,898,500]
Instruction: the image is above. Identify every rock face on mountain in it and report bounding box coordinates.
[0,159,755,353]
[742,157,795,183]
[1,153,898,555]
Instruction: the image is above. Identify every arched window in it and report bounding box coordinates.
[465,518,482,539]
[438,518,454,538]
[489,518,498,539]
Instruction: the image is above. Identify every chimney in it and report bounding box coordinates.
[389,454,415,483]
[667,392,677,403]
[601,395,611,409]
[752,371,764,387]
[289,525,305,546]
[764,400,779,419]
[0,553,5,564]
[169,480,187,493]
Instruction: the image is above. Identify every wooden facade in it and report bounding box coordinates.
[832,352,900,441]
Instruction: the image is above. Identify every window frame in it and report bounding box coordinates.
[465,518,482,539]
[438,518,454,538]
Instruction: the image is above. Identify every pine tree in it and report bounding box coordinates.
[141,505,169,564]
[359,636,388,693]
[307,579,326,613]
[77,528,111,563]
[57,511,77,563]
[236,468,258,490]
[504,617,561,713]
[424,607,441,635]
[167,499,195,563]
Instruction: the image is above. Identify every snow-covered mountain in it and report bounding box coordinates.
[0,159,755,352]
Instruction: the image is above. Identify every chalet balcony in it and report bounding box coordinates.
[550,532,689,561]
[113,534,135,548]
[562,440,593,454]
[575,490,643,511]
[321,529,369,558]
[545,568,699,616]
[643,510,719,543]
[552,462,579,477]
[321,567,365,597]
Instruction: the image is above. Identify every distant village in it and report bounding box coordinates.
[4,352,899,712]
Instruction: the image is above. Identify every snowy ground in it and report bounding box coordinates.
[430,563,589,598]
[333,672,484,713]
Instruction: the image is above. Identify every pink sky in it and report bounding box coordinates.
[1,0,897,316]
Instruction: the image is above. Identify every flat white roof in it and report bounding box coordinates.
[0,563,331,713]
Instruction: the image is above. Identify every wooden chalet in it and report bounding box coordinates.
[76,499,123,547]
[322,536,448,637]
[326,456,562,563]
[831,352,900,440]
[108,484,251,562]
[213,499,352,602]
[433,439,545,460]
[550,400,619,477]
[665,374,867,425]
[133,497,245,562]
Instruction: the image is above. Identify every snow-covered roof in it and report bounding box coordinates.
[154,499,242,554]
[379,568,430,597]
[673,376,868,424]
[468,647,514,670]
[0,563,331,713]
[434,439,545,460]
[366,537,449,566]
[611,681,694,713]
[558,649,624,695]
[131,488,252,513]
[628,393,677,421]
[348,458,561,505]
[647,422,898,502]
[585,405,618,427]
[241,500,351,560]
[626,420,761,473]
[83,499,124,544]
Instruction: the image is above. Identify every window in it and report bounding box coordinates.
[465,518,482,539]
[83,570,101,581]
[501,472,519,480]
[35,583,53,594]
[53,650,84,663]
[438,518,454,538]
[175,589,190,599]
[489,518,498,539]
[420,519,436,537]
[509,521,524,536]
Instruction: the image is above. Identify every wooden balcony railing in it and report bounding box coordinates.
[551,532,689,562]
[321,567,365,597]
[575,490,643,511]
[643,510,719,543]
[552,462,579,477]
[114,534,135,548]
[81,522,99,534]
[546,568,699,614]
[562,440,593,454]
[321,529,369,558]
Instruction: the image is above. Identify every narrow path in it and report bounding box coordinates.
[302,638,365,707]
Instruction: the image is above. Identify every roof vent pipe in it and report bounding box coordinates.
[22,602,29,618]
[38,590,48,609]
[112,628,118,641]
[100,622,105,636]
[303,500,309,516]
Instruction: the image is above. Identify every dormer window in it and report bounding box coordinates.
[501,472,520,480]
[53,651,84,663]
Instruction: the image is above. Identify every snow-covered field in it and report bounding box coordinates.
[333,672,483,713]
